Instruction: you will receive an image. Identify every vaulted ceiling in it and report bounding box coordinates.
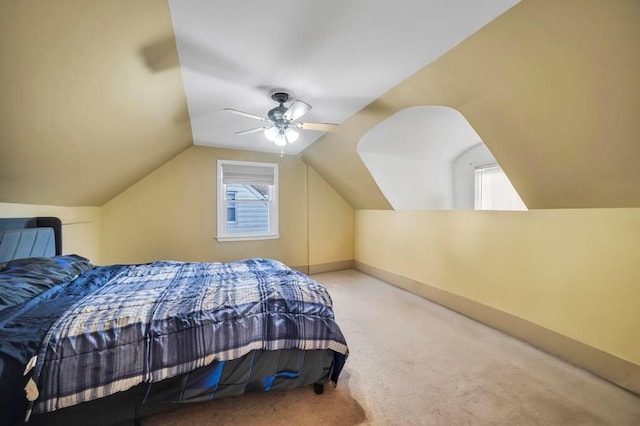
[1,1,639,210]
[169,0,517,156]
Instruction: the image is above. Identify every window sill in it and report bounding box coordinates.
[216,234,280,242]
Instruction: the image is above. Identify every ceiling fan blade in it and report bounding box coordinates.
[222,108,266,121]
[235,127,266,135]
[296,122,339,132]
[283,100,312,121]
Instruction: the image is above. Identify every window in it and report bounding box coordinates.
[475,164,527,211]
[226,191,237,222]
[217,160,279,241]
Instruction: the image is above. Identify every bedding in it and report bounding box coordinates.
[0,255,94,312]
[0,255,348,424]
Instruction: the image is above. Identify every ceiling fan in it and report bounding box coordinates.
[223,91,338,146]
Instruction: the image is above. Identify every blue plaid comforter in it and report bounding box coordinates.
[0,257,348,416]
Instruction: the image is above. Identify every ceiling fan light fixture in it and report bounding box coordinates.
[223,90,338,148]
[274,131,287,146]
[264,126,278,142]
[284,127,299,143]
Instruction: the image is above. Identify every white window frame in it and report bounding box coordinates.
[216,160,279,242]
[474,163,527,211]
[226,191,238,223]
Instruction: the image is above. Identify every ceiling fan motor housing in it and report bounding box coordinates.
[224,88,336,139]
[268,92,292,128]
[270,91,290,104]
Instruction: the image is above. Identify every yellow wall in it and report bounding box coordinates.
[355,209,640,366]
[101,146,354,268]
[308,166,354,265]
[0,202,101,262]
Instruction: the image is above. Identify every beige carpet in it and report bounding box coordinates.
[145,270,640,425]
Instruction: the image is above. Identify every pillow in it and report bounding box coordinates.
[0,255,94,311]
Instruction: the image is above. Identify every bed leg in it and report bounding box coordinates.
[313,383,324,395]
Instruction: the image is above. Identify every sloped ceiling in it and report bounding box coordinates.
[0,1,191,206]
[0,0,518,207]
[169,0,517,157]
[303,0,640,209]
[2,1,638,210]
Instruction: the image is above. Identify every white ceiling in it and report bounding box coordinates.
[168,0,519,155]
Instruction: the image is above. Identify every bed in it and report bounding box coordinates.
[0,217,348,426]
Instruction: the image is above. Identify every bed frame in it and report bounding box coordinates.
[27,349,334,426]
[0,218,336,426]
[0,217,61,262]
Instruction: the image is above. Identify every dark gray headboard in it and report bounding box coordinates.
[0,217,62,261]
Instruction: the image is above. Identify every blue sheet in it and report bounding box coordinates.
[0,257,348,418]
[0,255,94,312]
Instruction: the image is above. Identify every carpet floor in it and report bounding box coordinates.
[144,269,640,425]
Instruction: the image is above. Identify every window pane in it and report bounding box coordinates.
[475,165,527,211]
[217,160,278,241]
[226,183,270,201]
[226,201,270,233]
[227,201,237,222]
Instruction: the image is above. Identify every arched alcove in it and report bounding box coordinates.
[358,106,502,210]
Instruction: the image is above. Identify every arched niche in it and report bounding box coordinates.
[358,106,500,210]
